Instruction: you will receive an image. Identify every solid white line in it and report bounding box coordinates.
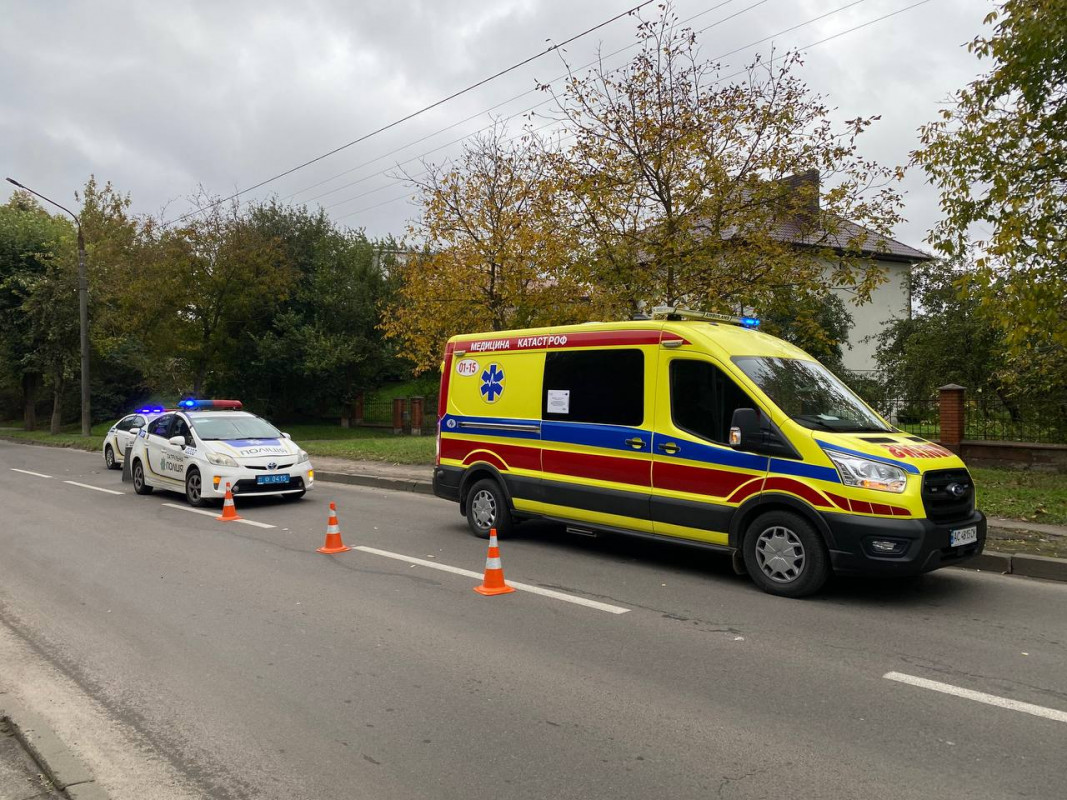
[10,468,52,478]
[354,545,630,614]
[63,480,124,496]
[160,502,275,529]
[884,672,1067,723]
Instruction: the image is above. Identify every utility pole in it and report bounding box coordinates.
[6,177,91,435]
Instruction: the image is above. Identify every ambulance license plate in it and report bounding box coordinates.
[257,474,290,485]
[950,526,977,547]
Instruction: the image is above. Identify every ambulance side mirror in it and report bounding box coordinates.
[729,409,761,450]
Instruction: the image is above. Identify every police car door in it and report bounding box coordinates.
[116,415,145,458]
[144,413,182,487]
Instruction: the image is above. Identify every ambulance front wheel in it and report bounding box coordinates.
[465,478,513,539]
[742,510,830,598]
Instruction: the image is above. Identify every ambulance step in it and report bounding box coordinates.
[565,526,598,538]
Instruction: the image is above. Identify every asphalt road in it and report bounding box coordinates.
[1,440,1065,800]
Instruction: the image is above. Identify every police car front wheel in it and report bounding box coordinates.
[104,444,119,470]
[185,469,209,508]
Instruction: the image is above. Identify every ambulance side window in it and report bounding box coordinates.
[670,360,753,445]
[542,349,644,426]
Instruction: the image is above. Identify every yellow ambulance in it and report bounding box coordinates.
[432,307,986,597]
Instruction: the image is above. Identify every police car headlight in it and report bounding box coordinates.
[826,450,907,493]
[206,452,238,468]
[297,449,310,464]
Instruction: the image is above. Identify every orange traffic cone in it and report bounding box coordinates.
[474,528,515,596]
[216,482,242,522]
[317,502,351,554]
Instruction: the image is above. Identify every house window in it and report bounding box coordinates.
[543,349,644,426]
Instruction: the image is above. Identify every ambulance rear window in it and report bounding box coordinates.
[543,349,644,426]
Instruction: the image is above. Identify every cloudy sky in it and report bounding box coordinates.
[2,0,989,249]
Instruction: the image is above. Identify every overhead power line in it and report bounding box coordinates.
[166,0,657,226]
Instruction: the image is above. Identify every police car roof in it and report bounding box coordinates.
[185,410,256,419]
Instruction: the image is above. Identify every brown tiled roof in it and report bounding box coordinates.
[765,215,933,263]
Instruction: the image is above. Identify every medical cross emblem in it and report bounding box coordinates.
[480,363,505,403]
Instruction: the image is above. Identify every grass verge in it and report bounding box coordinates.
[971,467,1067,526]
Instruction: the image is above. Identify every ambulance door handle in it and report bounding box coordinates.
[657,441,680,455]
[624,437,646,450]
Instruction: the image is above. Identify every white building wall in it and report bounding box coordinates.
[826,260,912,372]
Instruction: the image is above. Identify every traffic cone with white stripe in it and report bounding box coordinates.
[474,528,515,596]
[317,502,350,554]
[216,482,242,522]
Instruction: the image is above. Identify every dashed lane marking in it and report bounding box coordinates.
[63,480,124,495]
[161,502,275,529]
[884,672,1067,723]
[354,545,630,614]
[10,468,52,478]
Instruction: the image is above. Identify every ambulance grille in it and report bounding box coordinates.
[921,469,974,523]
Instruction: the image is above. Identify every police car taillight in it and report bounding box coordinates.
[178,399,243,410]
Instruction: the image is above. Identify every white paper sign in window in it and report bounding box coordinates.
[547,389,570,414]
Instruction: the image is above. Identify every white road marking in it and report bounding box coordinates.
[10,468,52,478]
[63,480,124,495]
[354,545,630,614]
[160,502,275,529]
[884,671,1067,723]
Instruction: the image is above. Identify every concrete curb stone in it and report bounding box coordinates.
[0,695,109,800]
[1011,553,1067,582]
[316,471,434,495]
[959,551,1013,574]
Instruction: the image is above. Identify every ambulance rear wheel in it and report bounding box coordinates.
[466,478,513,539]
[742,511,829,598]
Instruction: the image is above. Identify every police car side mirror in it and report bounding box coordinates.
[282,432,291,439]
[168,435,185,447]
[129,427,141,436]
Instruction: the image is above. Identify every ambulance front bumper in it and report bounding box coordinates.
[201,462,315,498]
[824,509,986,576]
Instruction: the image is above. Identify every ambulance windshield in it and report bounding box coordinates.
[733,357,891,433]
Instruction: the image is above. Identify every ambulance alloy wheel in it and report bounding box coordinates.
[742,510,829,598]
[132,460,153,495]
[104,444,119,470]
[465,478,513,539]
[185,468,208,508]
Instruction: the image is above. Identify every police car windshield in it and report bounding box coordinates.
[191,415,282,441]
[733,356,891,433]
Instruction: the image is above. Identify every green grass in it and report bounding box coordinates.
[972,467,1067,526]
[0,422,110,452]
[284,424,435,464]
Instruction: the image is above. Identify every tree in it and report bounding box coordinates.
[761,291,853,373]
[385,124,603,373]
[543,7,905,325]
[913,0,1067,392]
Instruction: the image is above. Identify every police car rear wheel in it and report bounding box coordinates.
[466,478,512,539]
[104,444,118,470]
[185,469,208,507]
[743,511,829,598]
[132,460,153,495]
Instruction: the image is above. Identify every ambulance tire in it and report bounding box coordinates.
[465,478,513,539]
[132,460,153,495]
[742,510,829,598]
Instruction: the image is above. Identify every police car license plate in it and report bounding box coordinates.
[257,474,290,485]
[950,526,978,547]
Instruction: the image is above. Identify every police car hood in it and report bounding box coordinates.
[810,430,964,473]
[205,437,299,463]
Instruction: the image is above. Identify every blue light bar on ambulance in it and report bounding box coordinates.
[178,399,243,410]
[651,306,760,328]
[739,317,760,329]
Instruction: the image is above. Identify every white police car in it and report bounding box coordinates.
[102,406,166,469]
[128,399,313,506]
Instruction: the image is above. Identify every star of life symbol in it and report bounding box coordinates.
[480,363,505,403]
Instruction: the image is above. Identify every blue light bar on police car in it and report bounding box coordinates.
[178,399,243,410]
[136,406,165,414]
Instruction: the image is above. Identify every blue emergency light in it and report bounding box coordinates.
[136,406,165,414]
[739,317,761,329]
[178,399,243,410]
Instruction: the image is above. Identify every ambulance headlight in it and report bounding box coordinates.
[826,450,907,493]
[206,452,238,468]
[297,449,310,464]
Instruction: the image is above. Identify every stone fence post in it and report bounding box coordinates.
[939,384,966,452]
[410,397,424,436]
[392,398,406,436]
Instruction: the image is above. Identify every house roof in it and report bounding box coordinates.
[766,214,933,263]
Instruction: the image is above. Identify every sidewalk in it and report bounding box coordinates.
[0,715,64,800]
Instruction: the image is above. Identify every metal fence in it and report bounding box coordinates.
[873,397,941,440]
[967,394,1067,445]
[357,396,438,428]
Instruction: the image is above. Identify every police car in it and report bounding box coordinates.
[128,399,313,506]
[102,406,167,469]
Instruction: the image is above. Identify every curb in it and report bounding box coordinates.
[315,471,434,495]
[0,695,109,800]
[952,550,1067,582]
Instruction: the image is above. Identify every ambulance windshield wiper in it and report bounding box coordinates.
[791,414,839,431]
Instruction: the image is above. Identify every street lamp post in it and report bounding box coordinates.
[6,177,91,436]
